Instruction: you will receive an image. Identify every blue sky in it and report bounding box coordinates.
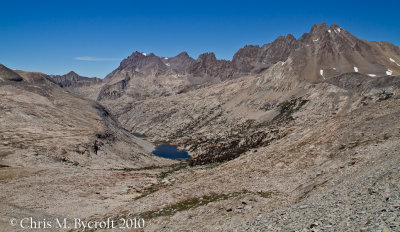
[1,0,399,78]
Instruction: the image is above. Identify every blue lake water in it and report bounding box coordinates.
[133,133,145,138]
[152,144,191,159]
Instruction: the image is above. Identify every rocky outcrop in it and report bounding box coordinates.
[97,75,130,100]
[0,64,23,83]
[166,51,195,71]
[188,52,235,80]
[232,34,298,73]
[327,72,400,93]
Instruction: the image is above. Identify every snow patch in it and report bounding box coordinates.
[328,30,331,33]
[386,69,393,75]
[142,53,147,56]
[337,28,341,32]
[354,67,358,72]
[389,58,400,66]
[320,69,325,79]
[164,57,168,60]
[333,68,337,70]
[368,74,376,77]
[313,38,319,42]
[166,63,170,66]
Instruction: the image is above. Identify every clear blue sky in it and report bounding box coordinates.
[1,0,399,78]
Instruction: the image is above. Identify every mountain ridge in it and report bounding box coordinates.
[97,23,400,102]
[51,71,101,88]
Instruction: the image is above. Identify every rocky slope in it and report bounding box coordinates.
[0,65,174,230]
[97,71,400,231]
[0,64,174,169]
[88,23,400,231]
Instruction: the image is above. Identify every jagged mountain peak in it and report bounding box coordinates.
[197,52,217,62]
[302,23,351,40]
[187,52,234,80]
[273,34,296,43]
[166,52,195,71]
[175,51,191,58]
[308,23,345,35]
[58,70,93,79]
[233,33,298,73]
[330,23,342,29]
[117,51,167,73]
[112,50,196,75]
[65,71,80,77]
[293,23,400,81]
[130,51,153,56]
[310,22,329,33]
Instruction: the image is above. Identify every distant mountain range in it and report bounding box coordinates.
[51,71,101,88]
[3,23,400,102]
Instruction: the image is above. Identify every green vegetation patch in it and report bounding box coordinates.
[139,190,250,220]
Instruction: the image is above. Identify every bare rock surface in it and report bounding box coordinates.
[0,68,174,231]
